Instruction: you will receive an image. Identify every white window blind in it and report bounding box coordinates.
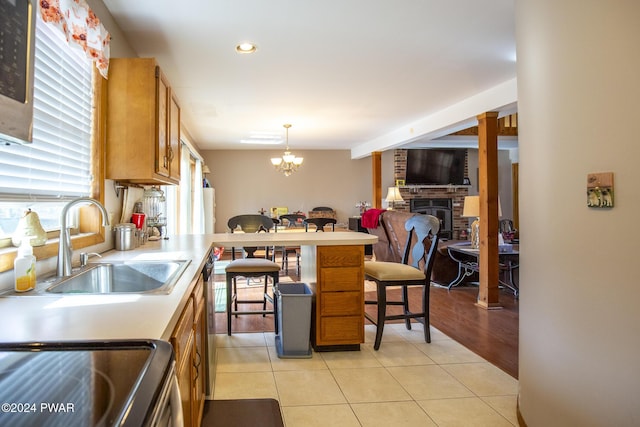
[0,15,93,202]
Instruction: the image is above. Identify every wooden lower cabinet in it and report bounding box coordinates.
[172,295,194,427]
[192,279,206,426]
[171,276,206,427]
[313,245,364,350]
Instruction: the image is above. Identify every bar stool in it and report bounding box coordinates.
[225,214,281,335]
[225,259,280,335]
[364,214,440,350]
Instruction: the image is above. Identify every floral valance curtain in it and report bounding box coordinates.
[39,0,111,78]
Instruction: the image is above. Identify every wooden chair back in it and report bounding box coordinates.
[402,214,440,274]
[227,214,274,233]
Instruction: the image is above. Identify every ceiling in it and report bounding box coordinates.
[100,0,517,155]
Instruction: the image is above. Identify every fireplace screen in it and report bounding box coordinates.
[410,198,453,239]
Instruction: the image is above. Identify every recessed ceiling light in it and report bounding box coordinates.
[236,42,257,54]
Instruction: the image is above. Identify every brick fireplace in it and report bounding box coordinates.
[393,149,470,240]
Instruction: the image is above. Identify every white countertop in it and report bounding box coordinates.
[0,231,376,343]
[0,235,216,343]
[211,230,377,248]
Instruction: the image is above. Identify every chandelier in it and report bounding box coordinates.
[270,124,303,176]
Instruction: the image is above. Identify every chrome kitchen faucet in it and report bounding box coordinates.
[57,198,109,277]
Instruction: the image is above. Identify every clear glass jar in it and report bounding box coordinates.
[142,186,166,238]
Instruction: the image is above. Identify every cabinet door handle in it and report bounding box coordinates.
[163,155,168,168]
[168,147,174,162]
[193,350,201,381]
[194,348,201,367]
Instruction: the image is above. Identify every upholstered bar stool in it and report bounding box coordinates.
[364,214,440,350]
[225,258,280,335]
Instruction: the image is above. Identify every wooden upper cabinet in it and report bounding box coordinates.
[106,58,181,185]
[169,91,181,181]
[155,70,170,179]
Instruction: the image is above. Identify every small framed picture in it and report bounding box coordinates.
[587,172,614,208]
[395,179,405,187]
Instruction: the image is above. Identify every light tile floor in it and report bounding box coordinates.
[213,324,518,427]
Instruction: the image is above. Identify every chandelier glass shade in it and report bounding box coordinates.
[271,124,303,176]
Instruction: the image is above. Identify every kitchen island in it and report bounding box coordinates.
[211,231,378,350]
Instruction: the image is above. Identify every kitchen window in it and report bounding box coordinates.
[0,13,105,267]
[165,141,206,235]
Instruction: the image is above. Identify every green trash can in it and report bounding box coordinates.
[274,283,313,358]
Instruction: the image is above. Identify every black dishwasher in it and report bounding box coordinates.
[0,339,182,427]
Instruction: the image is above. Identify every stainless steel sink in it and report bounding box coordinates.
[45,260,191,295]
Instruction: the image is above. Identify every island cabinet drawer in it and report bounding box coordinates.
[317,245,363,268]
[318,267,362,292]
[318,316,363,344]
[170,296,194,368]
[319,291,363,316]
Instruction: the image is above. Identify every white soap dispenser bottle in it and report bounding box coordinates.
[14,238,36,292]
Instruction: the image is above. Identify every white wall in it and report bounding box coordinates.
[517,1,640,426]
[202,150,372,231]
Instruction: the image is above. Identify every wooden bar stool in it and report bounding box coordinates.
[225,258,280,335]
[364,214,440,350]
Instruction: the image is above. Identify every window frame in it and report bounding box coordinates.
[0,68,107,273]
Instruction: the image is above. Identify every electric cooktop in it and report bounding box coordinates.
[0,340,174,427]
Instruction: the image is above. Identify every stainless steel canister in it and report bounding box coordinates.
[114,223,137,251]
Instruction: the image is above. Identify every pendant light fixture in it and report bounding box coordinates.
[270,124,303,176]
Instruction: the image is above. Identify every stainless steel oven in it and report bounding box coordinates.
[0,340,183,426]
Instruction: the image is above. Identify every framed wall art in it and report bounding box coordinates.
[587,172,614,208]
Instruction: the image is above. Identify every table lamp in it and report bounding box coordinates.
[385,187,404,210]
[462,196,480,248]
[462,195,502,249]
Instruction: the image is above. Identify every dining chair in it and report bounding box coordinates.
[225,214,280,335]
[228,214,276,258]
[363,214,440,350]
[303,217,336,232]
[269,216,297,275]
[277,214,304,274]
[279,213,306,228]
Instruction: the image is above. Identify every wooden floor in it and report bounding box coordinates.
[214,257,519,379]
[429,285,519,378]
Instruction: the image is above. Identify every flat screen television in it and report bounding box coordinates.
[405,149,466,185]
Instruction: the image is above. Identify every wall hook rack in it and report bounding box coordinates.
[113,181,126,198]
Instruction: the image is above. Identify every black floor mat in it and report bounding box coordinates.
[201,399,284,427]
